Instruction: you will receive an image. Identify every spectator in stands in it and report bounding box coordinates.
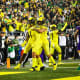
[59,32,66,59]
[66,32,74,59]
[8,40,15,64]
[0,31,8,64]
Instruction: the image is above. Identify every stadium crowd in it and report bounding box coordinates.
[0,0,80,68]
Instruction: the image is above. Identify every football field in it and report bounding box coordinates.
[0,59,80,80]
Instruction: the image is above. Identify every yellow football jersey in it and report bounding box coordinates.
[36,25,50,56]
[39,25,48,40]
[23,25,42,54]
[49,30,59,44]
[29,27,41,44]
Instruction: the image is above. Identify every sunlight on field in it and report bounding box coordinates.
[52,76,80,80]
[0,72,27,75]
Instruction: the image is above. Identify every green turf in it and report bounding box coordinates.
[0,59,80,80]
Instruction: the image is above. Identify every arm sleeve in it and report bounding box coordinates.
[61,22,68,31]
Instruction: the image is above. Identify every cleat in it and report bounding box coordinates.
[14,63,21,69]
[35,65,40,72]
[40,66,45,71]
[77,66,80,70]
[29,67,35,72]
[53,64,57,71]
[0,63,5,66]
[58,62,64,65]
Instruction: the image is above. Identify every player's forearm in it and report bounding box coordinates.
[32,28,40,32]
[33,28,46,33]
[39,29,47,33]
[61,22,68,31]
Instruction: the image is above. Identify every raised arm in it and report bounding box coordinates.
[61,22,68,31]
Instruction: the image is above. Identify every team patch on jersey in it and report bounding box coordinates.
[0,72,28,75]
[51,76,80,80]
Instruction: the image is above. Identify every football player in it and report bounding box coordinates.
[49,22,68,65]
